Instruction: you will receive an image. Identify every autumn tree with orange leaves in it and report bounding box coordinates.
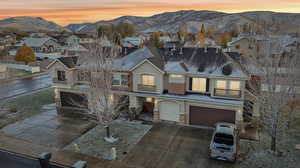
[15,45,36,65]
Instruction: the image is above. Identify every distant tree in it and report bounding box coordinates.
[149,32,164,48]
[200,24,206,34]
[178,25,188,41]
[218,32,233,48]
[205,26,215,38]
[97,23,135,42]
[15,45,36,65]
[195,32,205,47]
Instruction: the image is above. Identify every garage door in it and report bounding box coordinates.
[159,101,180,122]
[60,92,88,109]
[189,106,235,127]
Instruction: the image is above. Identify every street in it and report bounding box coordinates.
[0,74,52,100]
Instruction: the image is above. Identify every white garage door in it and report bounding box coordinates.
[159,101,180,122]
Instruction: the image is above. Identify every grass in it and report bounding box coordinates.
[0,88,54,128]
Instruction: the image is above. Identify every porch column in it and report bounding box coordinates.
[235,109,244,130]
[153,99,160,122]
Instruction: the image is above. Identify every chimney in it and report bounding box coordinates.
[180,48,183,55]
[170,48,174,56]
[216,47,219,54]
[204,46,207,53]
[173,44,176,50]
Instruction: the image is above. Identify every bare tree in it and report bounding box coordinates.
[75,38,128,142]
[245,31,300,152]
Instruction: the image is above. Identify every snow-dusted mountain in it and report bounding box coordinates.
[71,10,300,34]
[65,23,92,32]
[0,16,69,32]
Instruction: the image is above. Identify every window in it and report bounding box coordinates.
[142,74,155,86]
[230,81,240,90]
[169,74,184,83]
[146,97,153,102]
[190,77,207,92]
[215,80,241,97]
[57,71,66,81]
[216,80,227,89]
[112,73,129,87]
[78,71,91,81]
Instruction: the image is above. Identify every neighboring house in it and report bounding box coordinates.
[48,46,259,129]
[0,34,17,49]
[159,36,172,43]
[0,64,8,79]
[76,33,96,44]
[62,35,88,56]
[184,39,218,48]
[122,37,145,48]
[30,33,48,38]
[227,34,297,57]
[16,37,62,53]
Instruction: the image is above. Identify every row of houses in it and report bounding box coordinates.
[48,46,259,129]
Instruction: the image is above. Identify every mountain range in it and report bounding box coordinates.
[1,10,300,34]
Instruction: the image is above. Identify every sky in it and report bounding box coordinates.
[0,0,299,26]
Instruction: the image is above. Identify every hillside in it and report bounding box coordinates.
[0,16,69,32]
[70,10,300,34]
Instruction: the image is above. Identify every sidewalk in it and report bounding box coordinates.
[0,133,141,168]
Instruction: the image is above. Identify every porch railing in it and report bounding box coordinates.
[137,84,156,92]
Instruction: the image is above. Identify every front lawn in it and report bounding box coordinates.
[64,120,152,160]
[238,105,300,168]
[0,88,54,128]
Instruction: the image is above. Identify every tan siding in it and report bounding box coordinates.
[132,61,164,94]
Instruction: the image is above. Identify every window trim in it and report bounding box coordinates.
[141,74,155,86]
[188,77,209,93]
[214,80,242,98]
[57,70,66,81]
[112,73,129,87]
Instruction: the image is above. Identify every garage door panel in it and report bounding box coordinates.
[60,92,88,109]
[159,101,180,122]
[190,106,235,127]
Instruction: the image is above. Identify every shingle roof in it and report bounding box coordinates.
[58,56,78,68]
[17,37,54,47]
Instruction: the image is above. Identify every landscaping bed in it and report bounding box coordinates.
[64,120,152,160]
[0,88,54,128]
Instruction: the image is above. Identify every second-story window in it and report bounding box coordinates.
[78,71,91,81]
[142,74,155,86]
[189,77,209,92]
[112,73,129,87]
[57,70,66,81]
[215,80,241,97]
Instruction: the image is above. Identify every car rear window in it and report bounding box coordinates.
[213,133,234,146]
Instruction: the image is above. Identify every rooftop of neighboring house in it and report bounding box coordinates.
[122,37,144,47]
[113,46,249,79]
[15,37,57,47]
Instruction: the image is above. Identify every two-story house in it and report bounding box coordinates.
[48,46,258,129]
[16,37,62,53]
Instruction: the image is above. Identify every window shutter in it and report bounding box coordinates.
[189,78,193,90]
[206,79,210,92]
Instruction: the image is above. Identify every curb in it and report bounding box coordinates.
[0,72,49,83]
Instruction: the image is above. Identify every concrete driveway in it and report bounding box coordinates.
[1,104,95,149]
[124,123,235,168]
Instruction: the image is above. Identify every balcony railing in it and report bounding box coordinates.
[53,78,67,84]
[137,84,156,92]
[214,88,241,98]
